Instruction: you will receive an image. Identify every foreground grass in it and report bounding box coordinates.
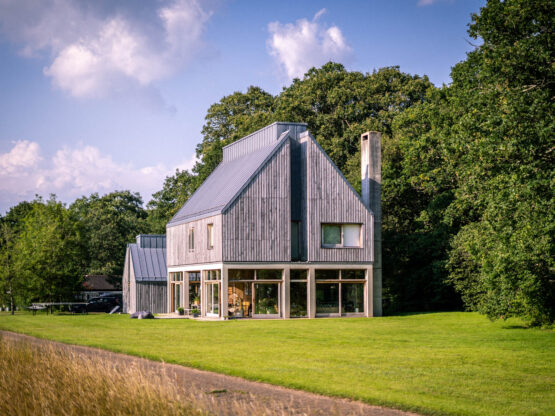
[0,336,201,416]
[0,312,553,416]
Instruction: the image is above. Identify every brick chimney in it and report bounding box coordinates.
[361,131,382,316]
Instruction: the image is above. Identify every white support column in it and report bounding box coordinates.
[282,268,290,319]
[183,272,189,309]
[167,273,172,314]
[200,270,206,317]
[308,267,316,318]
[221,265,228,319]
[366,267,374,317]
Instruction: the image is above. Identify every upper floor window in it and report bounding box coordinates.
[321,223,362,248]
[188,228,195,251]
[207,223,214,250]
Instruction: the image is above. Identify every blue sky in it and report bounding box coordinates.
[0,0,485,214]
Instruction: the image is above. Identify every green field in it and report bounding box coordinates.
[0,312,552,416]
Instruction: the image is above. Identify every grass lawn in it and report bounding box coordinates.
[0,312,553,416]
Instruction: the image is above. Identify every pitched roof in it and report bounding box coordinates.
[168,122,307,226]
[82,275,121,291]
[129,242,167,282]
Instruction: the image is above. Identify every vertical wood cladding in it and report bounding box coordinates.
[306,136,373,262]
[166,215,222,267]
[223,140,291,262]
[136,282,167,314]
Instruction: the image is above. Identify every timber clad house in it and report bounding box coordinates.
[122,234,167,314]
[166,122,382,319]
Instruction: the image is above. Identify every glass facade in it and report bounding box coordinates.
[256,269,282,280]
[316,283,339,314]
[341,283,364,313]
[315,269,339,280]
[290,282,307,317]
[254,284,279,315]
[206,283,219,315]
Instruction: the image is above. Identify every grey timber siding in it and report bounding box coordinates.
[136,282,167,314]
[223,122,306,162]
[166,214,222,266]
[122,247,131,313]
[223,139,291,262]
[136,234,166,248]
[306,135,373,263]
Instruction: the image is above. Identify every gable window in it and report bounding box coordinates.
[207,223,214,249]
[188,228,195,251]
[321,223,362,248]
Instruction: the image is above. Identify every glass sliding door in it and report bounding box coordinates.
[316,283,339,315]
[228,282,252,318]
[341,283,364,313]
[254,283,279,317]
[290,282,307,317]
[206,283,220,317]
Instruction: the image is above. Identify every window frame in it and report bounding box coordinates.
[207,223,214,250]
[188,228,195,252]
[321,223,362,248]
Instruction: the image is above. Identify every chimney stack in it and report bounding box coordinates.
[361,132,382,316]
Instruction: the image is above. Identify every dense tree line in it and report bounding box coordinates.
[0,0,552,324]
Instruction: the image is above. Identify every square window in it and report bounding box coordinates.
[343,224,361,247]
[322,224,341,246]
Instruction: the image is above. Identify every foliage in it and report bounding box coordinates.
[1,312,553,416]
[13,196,85,303]
[70,191,147,276]
[146,169,196,233]
[0,201,39,311]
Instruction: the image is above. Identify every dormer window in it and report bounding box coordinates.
[321,223,362,248]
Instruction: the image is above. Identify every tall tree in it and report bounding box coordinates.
[14,196,85,303]
[0,201,40,312]
[146,169,196,233]
[444,0,554,325]
[70,191,147,276]
[393,0,554,324]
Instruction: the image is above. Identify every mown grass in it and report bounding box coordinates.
[0,312,553,416]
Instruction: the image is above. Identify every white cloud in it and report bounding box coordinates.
[0,140,195,212]
[417,0,452,6]
[0,140,41,175]
[267,9,352,79]
[0,0,211,98]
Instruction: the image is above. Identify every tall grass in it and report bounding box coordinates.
[0,336,202,416]
[0,335,318,416]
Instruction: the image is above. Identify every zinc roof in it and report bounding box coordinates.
[167,130,290,226]
[129,244,167,282]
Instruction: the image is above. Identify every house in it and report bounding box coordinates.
[78,275,122,301]
[166,122,381,319]
[122,234,167,314]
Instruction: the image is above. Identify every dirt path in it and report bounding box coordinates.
[1,330,420,416]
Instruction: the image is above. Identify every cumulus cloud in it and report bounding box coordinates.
[267,9,352,79]
[0,140,197,212]
[0,0,211,98]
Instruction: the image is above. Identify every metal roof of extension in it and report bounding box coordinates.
[129,244,167,282]
[167,129,291,226]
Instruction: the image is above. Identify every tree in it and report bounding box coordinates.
[444,0,554,325]
[70,191,147,276]
[192,86,276,185]
[146,169,197,233]
[14,196,85,303]
[0,201,40,312]
[393,0,554,324]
